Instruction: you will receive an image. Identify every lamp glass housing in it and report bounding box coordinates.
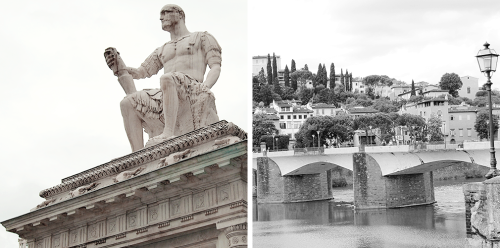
[476,45,499,73]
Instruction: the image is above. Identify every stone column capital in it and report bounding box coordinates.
[224,223,247,248]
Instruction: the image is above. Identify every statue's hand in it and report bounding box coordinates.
[104,47,127,76]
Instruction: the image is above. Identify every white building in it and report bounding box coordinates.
[271,100,313,140]
[459,76,479,99]
[252,55,281,76]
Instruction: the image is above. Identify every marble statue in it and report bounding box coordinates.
[104,4,221,152]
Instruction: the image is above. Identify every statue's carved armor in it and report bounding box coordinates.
[121,32,221,139]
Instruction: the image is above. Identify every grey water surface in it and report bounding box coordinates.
[253,178,484,248]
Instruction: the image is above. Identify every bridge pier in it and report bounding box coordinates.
[353,152,436,209]
[256,157,334,203]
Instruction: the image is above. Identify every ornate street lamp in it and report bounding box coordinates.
[476,42,499,178]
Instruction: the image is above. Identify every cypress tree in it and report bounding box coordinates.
[267,54,272,84]
[273,77,282,96]
[322,64,328,86]
[349,73,353,92]
[345,69,349,91]
[316,63,322,87]
[340,69,344,89]
[291,59,297,91]
[411,79,416,96]
[272,53,278,84]
[284,65,290,87]
[304,64,309,71]
[330,63,335,90]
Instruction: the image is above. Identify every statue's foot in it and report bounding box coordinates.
[145,134,177,148]
[485,168,499,179]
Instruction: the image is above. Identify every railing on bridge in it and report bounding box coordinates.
[408,141,460,151]
[294,147,325,155]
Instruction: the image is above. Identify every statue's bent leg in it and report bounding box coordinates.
[120,95,144,152]
[160,73,178,139]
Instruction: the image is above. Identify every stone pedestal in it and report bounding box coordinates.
[2,121,247,248]
[464,177,500,245]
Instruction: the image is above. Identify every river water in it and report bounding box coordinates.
[253,178,485,248]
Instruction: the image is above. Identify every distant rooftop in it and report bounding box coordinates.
[253,55,281,59]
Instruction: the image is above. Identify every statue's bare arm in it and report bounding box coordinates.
[201,32,222,89]
[125,48,163,80]
[104,47,163,95]
[204,64,220,89]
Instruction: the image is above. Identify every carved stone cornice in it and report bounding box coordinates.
[39,121,247,199]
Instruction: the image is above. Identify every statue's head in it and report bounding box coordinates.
[160,4,185,31]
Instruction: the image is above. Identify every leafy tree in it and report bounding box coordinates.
[336,91,354,103]
[439,73,462,97]
[298,88,314,104]
[253,76,262,103]
[408,95,424,103]
[272,53,278,83]
[284,65,290,87]
[260,134,289,150]
[472,96,500,107]
[476,90,488,97]
[291,59,297,90]
[266,54,272,84]
[395,113,427,142]
[366,87,375,100]
[304,64,309,71]
[427,113,444,142]
[330,63,336,90]
[290,69,313,89]
[258,84,274,106]
[372,98,399,113]
[273,77,282,96]
[363,75,394,86]
[315,84,326,94]
[475,111,500,140]
[258,68,266,85]
[411,79,416,96]
[294,115,354,148]
[318,88,332,104]
[281,86,296,100]
[253,113,278,146]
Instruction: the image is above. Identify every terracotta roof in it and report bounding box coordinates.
[347,107,378,114]
[264,114,280,120]
[311,103,336,108]
[293,106,313,113]
[261,108,277,114]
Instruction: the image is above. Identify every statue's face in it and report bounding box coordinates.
[160,5,181,31]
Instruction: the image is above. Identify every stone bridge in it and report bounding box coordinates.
[253,144,495,209]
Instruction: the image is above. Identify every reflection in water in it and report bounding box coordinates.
[254,178,484,248]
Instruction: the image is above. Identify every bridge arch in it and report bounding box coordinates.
[255,157,354,203]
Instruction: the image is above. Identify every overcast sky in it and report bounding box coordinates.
[0,1,247,246]
[250,0,500,89]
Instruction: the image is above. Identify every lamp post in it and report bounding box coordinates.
[311,134,315,148]
[443,122,446,149]
[476,42,499,178]
[368,125,373,146]
[272,133,275,151]
[275,137,279,151]
[487,120,490,141]
[315,130,320,148]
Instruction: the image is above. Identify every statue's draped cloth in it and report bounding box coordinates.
[125,32,221,138]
